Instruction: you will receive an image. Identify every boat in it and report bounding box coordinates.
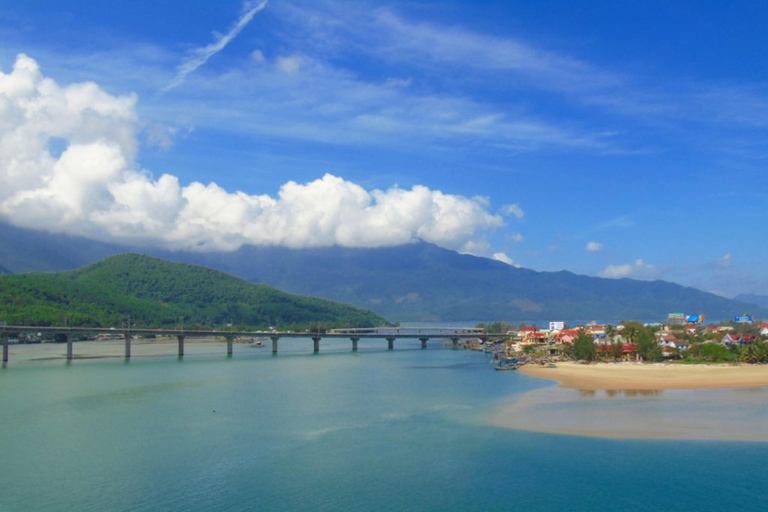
[493,358,519,371]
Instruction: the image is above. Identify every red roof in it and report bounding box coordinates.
[520,326,538,332]
[622,344,637,352]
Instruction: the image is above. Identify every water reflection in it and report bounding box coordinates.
[579,389,663,398]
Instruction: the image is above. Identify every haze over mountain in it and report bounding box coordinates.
[1,222,764,323]
[734,294,768,310]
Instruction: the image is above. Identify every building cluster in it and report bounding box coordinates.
[501,320,768,360]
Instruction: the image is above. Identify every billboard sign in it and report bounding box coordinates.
[685,315,704,324]
[735,315,753,323]
[668,313,686,323]
[549,321,565,331]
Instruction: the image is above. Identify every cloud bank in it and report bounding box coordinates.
[0,54,503,252]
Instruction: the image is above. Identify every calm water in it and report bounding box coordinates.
[2,339,767,511]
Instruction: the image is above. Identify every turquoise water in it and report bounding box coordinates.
[2,339,767,511]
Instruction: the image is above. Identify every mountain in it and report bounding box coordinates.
[157,243,768,322]
[734,294,768,310]
[0,221,124,273]
[1,222,765,322]
[0,254,388,328]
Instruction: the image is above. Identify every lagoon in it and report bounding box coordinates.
[1,339,767,511]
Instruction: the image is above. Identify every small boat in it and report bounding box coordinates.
[493,359,519,371]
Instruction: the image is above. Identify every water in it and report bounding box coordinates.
[2,339,767,511]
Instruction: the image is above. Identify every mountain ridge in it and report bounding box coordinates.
[0,222,764,322]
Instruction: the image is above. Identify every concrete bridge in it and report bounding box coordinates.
[1,325,500,363]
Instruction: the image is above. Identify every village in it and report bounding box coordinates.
[472,315,768,366]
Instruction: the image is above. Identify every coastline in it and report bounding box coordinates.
[518,361,768,391]
[491,362,768,441]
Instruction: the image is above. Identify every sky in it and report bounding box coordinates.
[0,0,767,298]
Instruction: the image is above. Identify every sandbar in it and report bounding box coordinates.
[519,361,768,391]
[491,362,768,441]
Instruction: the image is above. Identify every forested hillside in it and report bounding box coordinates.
[0,254,389,329]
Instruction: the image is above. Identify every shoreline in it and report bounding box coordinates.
[518,361,768,391]
[491,362,768,441]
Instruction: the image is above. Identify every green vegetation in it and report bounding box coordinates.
[476,321,515,334]
[565,331,598,361]
[0,254,389,329]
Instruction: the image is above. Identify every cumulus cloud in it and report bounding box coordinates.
[506,232,524,243]
[501,203,525,220]
[586,241,603,252]
[0,54,504,252]
[600,259,659,280]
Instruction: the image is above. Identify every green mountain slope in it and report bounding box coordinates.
[0,254,388,328]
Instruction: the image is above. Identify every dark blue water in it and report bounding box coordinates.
[1,339,766,511]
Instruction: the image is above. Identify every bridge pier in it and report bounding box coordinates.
[65,334,73,361]
[271,336,279,354]
[226,335,234,356]
[178,335,185,357]
[3,331,9,363]
[420,337,429,349]
[387,337,395,350]
[125,334,132,359]
[312,337,321,353]
[351,337,359,351]
[451,337,459,350]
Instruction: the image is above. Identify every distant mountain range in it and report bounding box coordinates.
[1,221,765,322]
[734,294,768,310]
[0,253,387,328]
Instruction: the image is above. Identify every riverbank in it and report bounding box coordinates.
[491,362,768,441]
[519,361,768,391]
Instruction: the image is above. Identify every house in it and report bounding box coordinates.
[660,337,690,351]
[554,329,579,344]
[722,334,759,346]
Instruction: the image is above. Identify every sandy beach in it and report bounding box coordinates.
[519,361,768,391]
[491,362,768,441]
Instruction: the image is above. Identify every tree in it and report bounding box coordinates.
[636,328,662,362]
[610,339,624,361]
[570,330,597,362]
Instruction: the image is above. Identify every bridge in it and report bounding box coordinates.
[1,325,500,363]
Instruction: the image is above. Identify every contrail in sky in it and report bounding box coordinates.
[164,0,269,92]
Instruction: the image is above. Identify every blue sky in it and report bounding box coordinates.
[0,0,766,298]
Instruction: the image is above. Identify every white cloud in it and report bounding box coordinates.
[500,203,525,220]
[0,54,505,252]
[586,241,603,252]
[164,0,269,91]
[492,252,521,267]
[506,232,525,243]
[716,253,733,268]
[250,50,267,64]
[275,55,303,74]
[600,259,659,280]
